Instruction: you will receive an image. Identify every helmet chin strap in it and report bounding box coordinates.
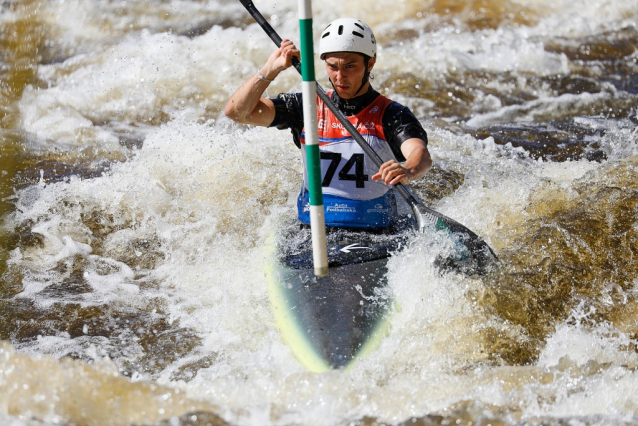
[353,56,371,97]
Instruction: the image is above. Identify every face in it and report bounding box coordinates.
[324,52,375,99]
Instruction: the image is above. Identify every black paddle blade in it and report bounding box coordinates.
[410,200,499,275]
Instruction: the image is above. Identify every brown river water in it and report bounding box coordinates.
[1,0,638,424]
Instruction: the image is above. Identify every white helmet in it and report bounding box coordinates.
[319,18,377,59]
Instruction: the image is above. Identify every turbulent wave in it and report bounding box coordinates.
[1,0,638,425]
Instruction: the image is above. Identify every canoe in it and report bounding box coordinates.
[265,219,413,372]
[265,205,497,372]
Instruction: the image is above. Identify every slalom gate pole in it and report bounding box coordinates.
[298,0,328,277]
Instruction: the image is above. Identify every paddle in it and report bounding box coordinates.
[237,0,498,266]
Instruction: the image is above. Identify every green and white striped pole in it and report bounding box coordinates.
[298,0,328,277]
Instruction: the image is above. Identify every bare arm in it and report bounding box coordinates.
[224,39,299,127]
[371,138,432,185]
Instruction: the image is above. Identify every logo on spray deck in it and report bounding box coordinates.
[326,203,357,213]
[366,204,389,214]
[339,243,370,253]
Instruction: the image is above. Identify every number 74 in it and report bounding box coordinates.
[320,152,368,188]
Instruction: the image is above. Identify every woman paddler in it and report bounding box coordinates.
[225,18,432,229]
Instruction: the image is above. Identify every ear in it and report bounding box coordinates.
[367,57,376,72]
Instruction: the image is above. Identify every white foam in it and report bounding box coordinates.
[540,323,638,369]
[7,116,638,426]
[36,0,247,52]
[530,0,638,38]
[466,91,618,128]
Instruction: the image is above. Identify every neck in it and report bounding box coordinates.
[331,86,379,116]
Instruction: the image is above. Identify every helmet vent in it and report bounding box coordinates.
[352,31,364,38]
[338,25,344,35]
[354,22,365,30]
[322,32,330,38]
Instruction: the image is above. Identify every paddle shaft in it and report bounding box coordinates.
[238,0,435,229]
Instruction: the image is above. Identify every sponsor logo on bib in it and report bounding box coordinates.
[330,122,375,132]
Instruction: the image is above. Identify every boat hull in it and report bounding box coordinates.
[265,225,408,371]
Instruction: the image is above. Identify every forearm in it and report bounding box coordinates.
[402,140,432,183]
[371,139,431,185]
[224,69,276,125]
[224,40,298,126]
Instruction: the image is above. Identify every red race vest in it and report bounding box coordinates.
[300,93,397,201]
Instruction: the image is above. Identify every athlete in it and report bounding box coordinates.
[225,18,432,229]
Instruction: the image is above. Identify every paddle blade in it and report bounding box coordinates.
[409,199,499,275]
